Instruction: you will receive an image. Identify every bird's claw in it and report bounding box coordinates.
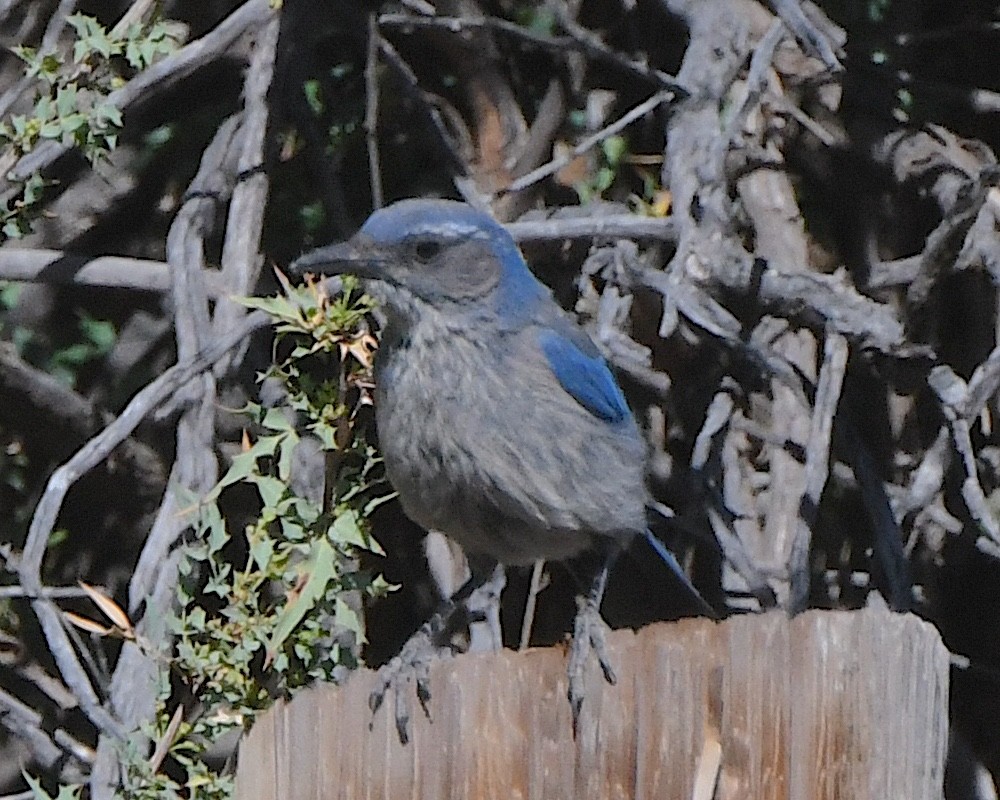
[567,596,617,729]
[368,614,457,743]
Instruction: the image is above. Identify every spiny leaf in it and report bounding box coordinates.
[263,538,338,666]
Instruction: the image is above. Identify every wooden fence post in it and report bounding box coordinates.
[233,606,949,800]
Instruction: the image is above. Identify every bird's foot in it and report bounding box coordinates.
[567,595,617,729]
[368,601,466,744]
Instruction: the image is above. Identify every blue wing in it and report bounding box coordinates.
[538,326,630,423]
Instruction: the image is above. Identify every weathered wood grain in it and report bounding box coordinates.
[234,607,948,800]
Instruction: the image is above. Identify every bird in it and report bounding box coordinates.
[291,198,710,738]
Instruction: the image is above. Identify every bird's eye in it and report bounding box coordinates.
[413,240,441,262]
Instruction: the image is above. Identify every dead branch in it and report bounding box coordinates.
[0,247,223,294]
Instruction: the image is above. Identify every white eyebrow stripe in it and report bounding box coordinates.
[409,221,490,238]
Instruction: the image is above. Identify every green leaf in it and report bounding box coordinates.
[12,45,35,65]
[248,532,275,571]
[252,474,286,510]
[72,39,89,63]
[334,596,363,636]
[21,772,50,800]
[264,538,338,661]
[21,772,82,800]
[261,407,294,432]
[205,507,229,554]
[124,39,142,68]
[329,508,373,550]
[55,83,79,117]
[34,95,53,122]
[276,431,300,483]
[39,121,63,139]
[601,134,628,166]
[238,294,297,321]
[65,13,92,39]
[93,100,122,127]
[79,315,116,352]
[303,79,323,115]
[217,436,281,488]
[204,562,231,597]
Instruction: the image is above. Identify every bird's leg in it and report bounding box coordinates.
[567,544,619,728]
[369,559,504,743]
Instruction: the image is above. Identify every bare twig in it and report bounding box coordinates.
[508,214,677,243]
[109,0,159,38]
[765,91,840,147]
[504,91,675,194]
[0,341,98,437]
[874,125,993,215]
[690,391,778,608]
[509,78,565,184]
[744,261,913,356]
[4,661,79,714]
[551,10,687,94]
[788,332,848,612]
[12,599,123,742]
[691,391,735,473]
[705,504,778,608]
[0,0,25,26]
[725,19,785,145]
[0,337,166,515]
[365,14,384,210]
[377,37,469,177]
[929,365,1000,555]
[378,12,686,93]
[896,428,951,520]
[0,216,679,290]
[766,0,843,71]
[960,339,1000,421]
[41,0,77,50]
[867,255,922,289]
[13,299,266,543]
[399,0,435,13]
[0,687,87,778]
[518,560,546,651]
[906,173,993,315]
[633,264,813,405]
[0,585,96,599]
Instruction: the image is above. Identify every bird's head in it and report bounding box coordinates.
[291,199,549,323]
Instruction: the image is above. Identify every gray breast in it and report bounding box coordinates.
[373,317,646,565]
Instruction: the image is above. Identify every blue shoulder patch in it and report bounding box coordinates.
[538,328,630,423]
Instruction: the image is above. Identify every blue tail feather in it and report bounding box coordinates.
[641,528,718,619]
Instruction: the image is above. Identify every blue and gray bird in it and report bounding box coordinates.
[291,198,709,734]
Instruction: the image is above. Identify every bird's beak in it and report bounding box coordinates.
[289,236,385,280]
